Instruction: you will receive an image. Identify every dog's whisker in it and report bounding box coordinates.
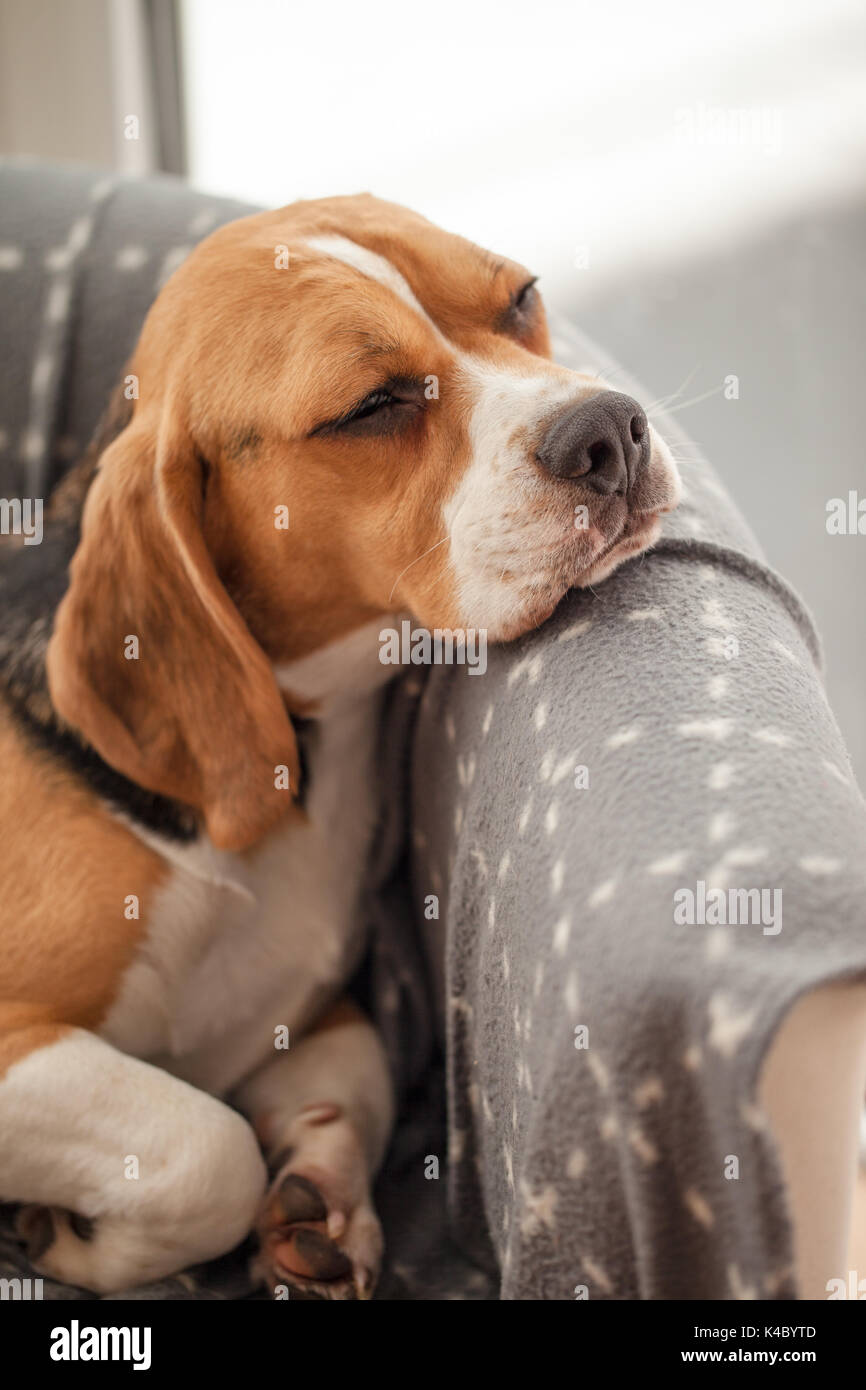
[387,535,448,605]
[651,384,724,417]
[640,364,701,416]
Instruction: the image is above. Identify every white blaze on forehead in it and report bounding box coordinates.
[305,233,439,331]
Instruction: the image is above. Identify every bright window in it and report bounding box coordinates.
[181,0,866,296]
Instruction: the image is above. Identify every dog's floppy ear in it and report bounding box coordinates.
[47,409,300,851]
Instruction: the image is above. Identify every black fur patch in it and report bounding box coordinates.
[11,697,199,841]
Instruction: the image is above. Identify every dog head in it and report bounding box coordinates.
[48,195,680,849]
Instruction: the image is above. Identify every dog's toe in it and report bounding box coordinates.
[255,1155,382,1301]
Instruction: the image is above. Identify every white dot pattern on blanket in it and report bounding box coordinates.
[587,878,617,908]
[705,927,731,961]
[20,194,113,496]
[88,177,114,201]
[708,810,736,844]
[456,752,475,787]
[156,245,194,288]
[502,1142,514,1190]
[566,1148,587,1180]
[405,498,866,1302]
[600,1111,620,1142]
[708,994,756,1058]
[187,207,219,235]
[538,750,555,781]
[822,759,850,786]
[740,1100,767,1132]
[799,855,842,875]
[606,723,641,749]
[684,1189,715,1229]
[557,618,594,642]
[683,1044,703,1071]
[551,753,576,785]
[552,915,571,954]
[728,1266,758,1301]
[45,281,70,324]
[519,1181,558,1236]
[634,1077,664,1108]
[772,639,800,665]
[627,607,663,622]
[550,858,564,895]
[21,427,44,461]
[31,354,54,396]
[588,1052,610,1091]
[647,850,688,875]
[752,727,792,747]
[707,760,735,790]
[470,565,784,1282]
[677,717,732,741]
[115,245,149,271]
[582,1256,613,1295]
[628,1125,658,1165]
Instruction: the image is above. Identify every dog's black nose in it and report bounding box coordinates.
[536,391,649,494]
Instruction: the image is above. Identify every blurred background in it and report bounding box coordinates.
[1,0,864,779]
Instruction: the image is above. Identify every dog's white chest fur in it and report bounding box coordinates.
[99,619,395,1096]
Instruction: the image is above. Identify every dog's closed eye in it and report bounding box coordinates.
[310,376,427,438]
[499,276,540,337]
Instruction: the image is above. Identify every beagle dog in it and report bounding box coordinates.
[0,195,680,1299]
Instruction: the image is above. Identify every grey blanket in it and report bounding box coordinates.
[2,160,865,1300]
